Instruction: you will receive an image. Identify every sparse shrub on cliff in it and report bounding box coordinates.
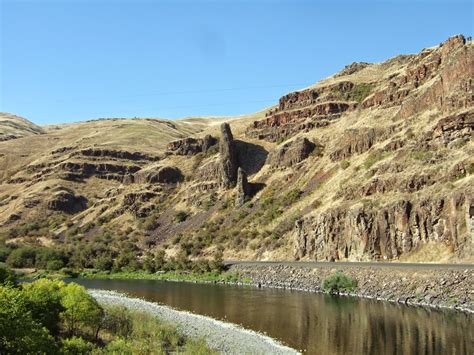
[340,160,350,169]
[322,272,357,294]
[175,210,189,223]
[363,151,390,169]
[342,83,374,103]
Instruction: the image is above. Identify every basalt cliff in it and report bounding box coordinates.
[0,35,472,263]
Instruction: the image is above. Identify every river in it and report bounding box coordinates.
[74,278,473,354]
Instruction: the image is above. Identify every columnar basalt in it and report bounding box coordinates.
[235,167,250,207]
[218,123,238,189]
[294,190,473,261]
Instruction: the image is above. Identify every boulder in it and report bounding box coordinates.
[47,188,87,214]
[133,166,183,184]
[267,137,317,168]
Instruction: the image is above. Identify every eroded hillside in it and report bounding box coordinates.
[0,35,472,264]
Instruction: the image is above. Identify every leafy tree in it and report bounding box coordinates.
[93,253,114,271]
[0,286,56,353]
[6,247,37,268]
[0,244,11,262]
[22,278,65,335]
[102,305,133,338]
[154,249,166,270]
[143,253,156,273]
[0,265,17,286]
[60,283,104,336]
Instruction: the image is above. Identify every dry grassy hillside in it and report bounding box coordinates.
[0,35,472,266]
[0,112,45,141]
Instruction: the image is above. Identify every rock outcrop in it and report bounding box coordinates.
[235,167,250,207]
[76,148,160,161]
[218,123,238,189]
[430,110,473,146]
[131,166,183,184]
[267,137,317,168]
[294,191,473,261]
[58,161,141,181]
[47,188,88,214]
[330,128,378,161]
[166,135,217,156]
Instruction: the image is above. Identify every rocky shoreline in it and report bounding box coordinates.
[228,264,474,313]
[89,289,298,355]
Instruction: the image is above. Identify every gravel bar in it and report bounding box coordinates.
[89,289,299,355]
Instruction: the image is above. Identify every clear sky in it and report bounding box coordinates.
[1,0,473,125]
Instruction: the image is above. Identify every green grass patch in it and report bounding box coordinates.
[79,270,251,284]
[363,151,390,169]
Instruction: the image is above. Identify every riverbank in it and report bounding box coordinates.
[229,264,474,313]
[89,289,299,355]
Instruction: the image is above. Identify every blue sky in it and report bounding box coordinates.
[1,0,473,125]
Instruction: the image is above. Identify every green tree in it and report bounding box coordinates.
[6,247,37,268]
[0,286,56,353]
[0,265,17,286]
[143,253,156,273]
[154,249,167,270]
[60,283,104,336]
[22,278,65,335]
[102,306,133,338]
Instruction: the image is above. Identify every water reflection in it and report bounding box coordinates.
[75,279,473,354]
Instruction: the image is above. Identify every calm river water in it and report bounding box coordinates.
[75,278,473,354]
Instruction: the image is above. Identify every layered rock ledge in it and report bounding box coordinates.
[229,264,474,313]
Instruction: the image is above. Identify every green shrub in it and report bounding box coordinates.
[102,306,133,338]
[61,336,95,354]
[105,338,133,353]
[345,83,374,103]
[410,150,433,161]
[0,265,16,286]
[0,286,56,353]
[340,160,350,169]
[6,247,37,268]
[175,211,189,223]
[60,283,104,336]
[0,244,11,262]
[363,151,390,169]
[322,272,358,294]
[22,279,65,335]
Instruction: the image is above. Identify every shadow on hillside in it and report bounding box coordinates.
[235,140,268,175]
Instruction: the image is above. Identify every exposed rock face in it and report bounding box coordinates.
[76,148,160,161]
[132,166,183,184]
[166,135,217,156]
[294,191,472,261]
[267,137,317,168]
[47,188,87,214]
[335,62,371,77]
[235,167,250,207]
[330,128,378,161]
[58,161,141,181]
[218,123,238,189]
[430,110,473,145]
